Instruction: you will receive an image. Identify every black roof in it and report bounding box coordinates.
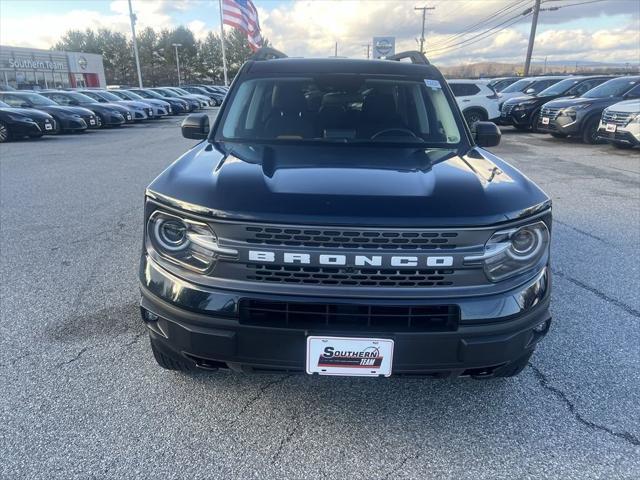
[245,57,441,77]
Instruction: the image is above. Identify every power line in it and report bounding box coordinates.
[431,0,530,49]
[429,8,533,55]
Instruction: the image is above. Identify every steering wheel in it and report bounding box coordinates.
[371,128,418,139]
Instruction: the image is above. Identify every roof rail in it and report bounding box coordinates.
[384,50,430,65]
[250,47,288,61]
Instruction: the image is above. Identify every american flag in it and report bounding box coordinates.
[222,0,263,51]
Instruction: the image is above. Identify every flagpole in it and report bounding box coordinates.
[218,0,229,86]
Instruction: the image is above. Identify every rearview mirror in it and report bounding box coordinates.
[474,121,501,147]
[181,113,210,140]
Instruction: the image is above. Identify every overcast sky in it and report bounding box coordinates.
[1,0,638,65]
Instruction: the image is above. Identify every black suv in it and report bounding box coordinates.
[500,76,613,131]
[537,76,640,143]
[140,49,552,379]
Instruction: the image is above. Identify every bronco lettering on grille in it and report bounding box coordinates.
[248,250,454,267]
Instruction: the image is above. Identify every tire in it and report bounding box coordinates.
[0,121,9,143]
[551,132,567,139]
[530,112,540,133]
[150,337,194,371]
[463,109,486,128]
[582,117,602,144]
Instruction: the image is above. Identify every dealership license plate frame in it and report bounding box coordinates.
[606,123,617,133]
[306,336,394,377]
[44,123,53,130]
[541,117,550,125]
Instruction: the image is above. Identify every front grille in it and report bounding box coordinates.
[239,299,460,332]
[246,264,455,287]
[540,106,562,119]
[244,226,459,250]
[602,110,634,126]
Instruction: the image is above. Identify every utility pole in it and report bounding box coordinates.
[414,5,435,54]
[128,0,143,88]
[172,43,182,86]
[361,43,371,59]
[523,0,541,76]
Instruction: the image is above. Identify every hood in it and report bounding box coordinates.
[96,102,132,113]
[148,143,550,227]
[605,100,640,113]
[0,107,53,120]
[139,98,168,107]
[504,94,535,105]
[543,96,622,109]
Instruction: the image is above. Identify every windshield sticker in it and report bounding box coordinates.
[424,79,442,90]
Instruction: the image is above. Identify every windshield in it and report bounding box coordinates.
[501,79,533,93]
[0,100,10,108]
[218,75,462,146]
[21,93,57,106]
[154,89,177,98]
[172,87,190,95]
[123,90,143,100]
[582,77,639,98]
[67,92,97,103]
[538,78,581,97]
[96,90,122,101]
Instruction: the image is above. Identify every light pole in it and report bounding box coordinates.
[128,0,143,88]
[172,43,182,86]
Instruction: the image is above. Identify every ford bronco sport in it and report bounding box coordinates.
[139,49,552,378]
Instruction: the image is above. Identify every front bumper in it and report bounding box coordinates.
[139,255,552,376]
[597,124,640,146]
[538,113,583,135]
[59,117,88,132]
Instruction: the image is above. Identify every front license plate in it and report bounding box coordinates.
[606,123,617,132]
[44,123,53,130]
[126,114,132,120]
[541,117,550,125]
[89,119,96,125]
[306,336,394,377]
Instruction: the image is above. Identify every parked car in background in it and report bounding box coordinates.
[537,76,640,143]
[165,87,212,108]
[498,76,567,107]
[109,89,172,117]
[500,76,613,131]
[129,88,191,115]
[77,89,154,121]
[0,99,56,142]
[448,79,500,125]
[487,77,520,92]
[182,85,224,106]
[151,88,201,111]
[0,91,98,132]
[39,90,130,127]
[0,85,18,92]
[597,99,640,149]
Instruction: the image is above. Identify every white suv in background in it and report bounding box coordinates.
[447,79,500,126]
[597,99,640,149]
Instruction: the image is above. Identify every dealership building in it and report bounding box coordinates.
[0,45,106,89]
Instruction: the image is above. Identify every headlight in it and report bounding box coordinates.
[146,210,236,272]
[562,104,591,114]
[628,113,640,125]
[465,221,550,282]
[514,100,537,109]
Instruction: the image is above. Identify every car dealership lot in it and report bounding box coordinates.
[1,117,638,479]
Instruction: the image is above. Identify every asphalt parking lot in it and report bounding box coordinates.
[1,114,639,479]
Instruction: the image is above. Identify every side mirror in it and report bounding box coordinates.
[181,113,210,140]
[525,88,536,94]
[474,121,501,147]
